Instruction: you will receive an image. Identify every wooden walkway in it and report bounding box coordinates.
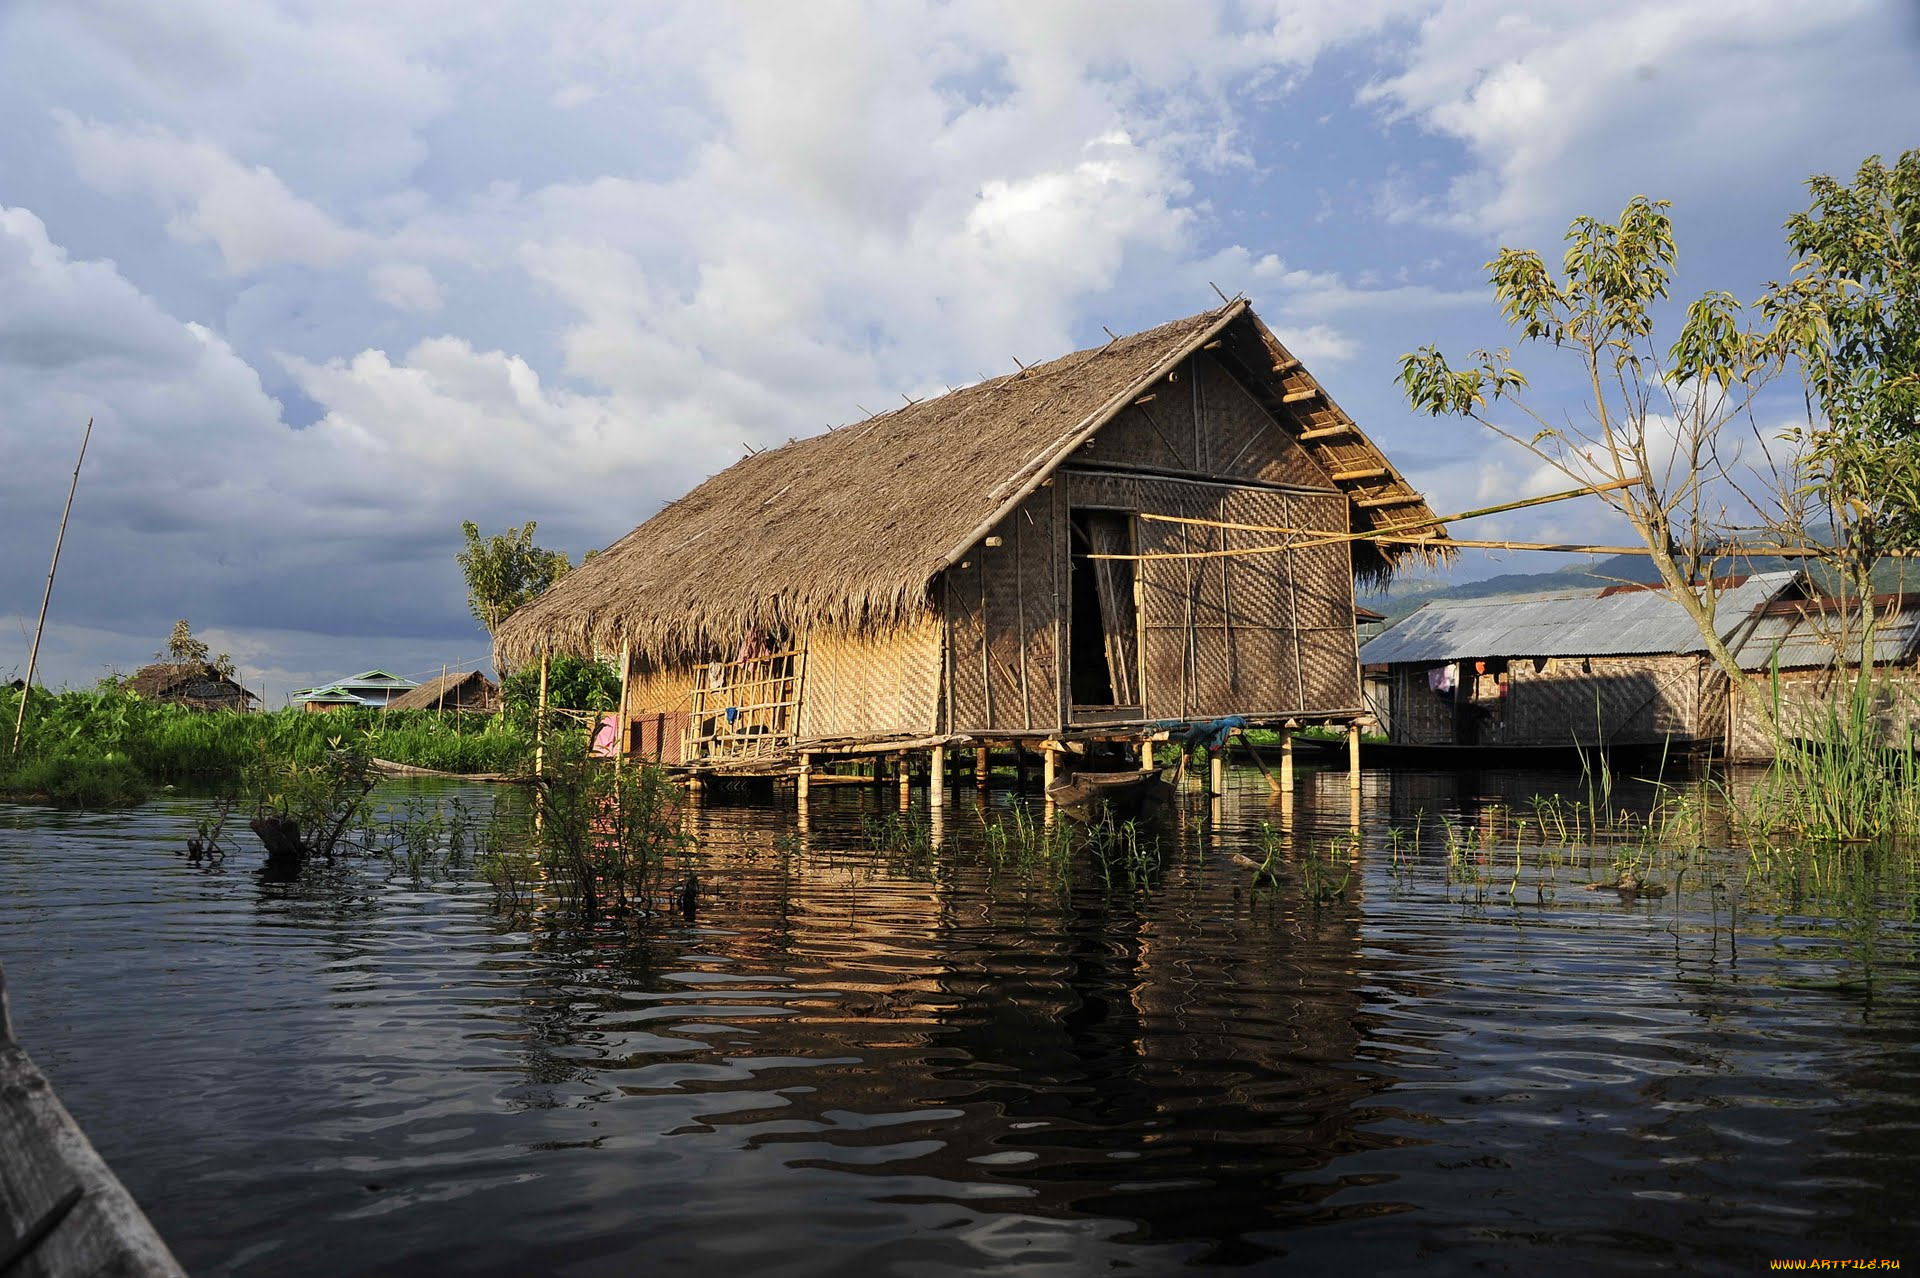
[0,966,185,1277]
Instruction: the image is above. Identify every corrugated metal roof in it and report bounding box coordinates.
[1359,571,1801,664]
[1730,601,1920,671]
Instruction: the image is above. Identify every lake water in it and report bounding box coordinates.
[2,764,1917,1276]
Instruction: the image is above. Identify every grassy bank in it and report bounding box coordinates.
[1,684,536,806]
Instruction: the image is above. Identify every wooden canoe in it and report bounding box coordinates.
[0,966,186,1277]
[1046,769,1176,818]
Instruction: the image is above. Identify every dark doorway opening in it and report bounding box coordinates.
[1069,510,1139,710]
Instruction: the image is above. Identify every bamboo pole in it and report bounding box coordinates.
[1234,728,1282,794]
[1279,727,1294,792]
[436,662,448,721]
[535,653,549,778]
[616,644,632,769]
[930,745,945,808]
[1139,476,1644,539]
[11,418,92,759]
[1091,477,1652,562]
[1347,722,1362,791]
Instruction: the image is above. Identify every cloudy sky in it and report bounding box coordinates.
[2,0,1915,699]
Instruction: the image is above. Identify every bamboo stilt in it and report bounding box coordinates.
[797,752,810,802]
[1279,729,1294,793]
[975,745,990,786]
[898,752,910,807]
[1139,740,1154,772]
[1209,751,1224,798]
[11,418,91,759]
[930,746,945,808]
[1347,722,1361,791]
[535,653,549,778]
[615,645,631,768]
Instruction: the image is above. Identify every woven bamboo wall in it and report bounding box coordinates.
[1077,353,1330,489]
[795,616,943,741]
[945,487,1061,733]
[1726,667,1920,760]
[622,662,698,764]
[1390,655,1710,747]
[1064,470,1358,721]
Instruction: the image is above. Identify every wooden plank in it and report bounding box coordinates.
[1,968,186,1278]
[1330,467,1387,482]
[1280,388,1319,403]
[1295,424,1351,441]
[1355,492,1425,508]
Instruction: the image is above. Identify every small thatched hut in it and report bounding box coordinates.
[123,662,257,712]
[385,670,501,713]
[495,300,1445,775]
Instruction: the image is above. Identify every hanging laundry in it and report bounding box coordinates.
[1427,664,1456,695]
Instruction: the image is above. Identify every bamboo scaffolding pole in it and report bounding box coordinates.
[1093,477,1646,562]
[11,419,92,758]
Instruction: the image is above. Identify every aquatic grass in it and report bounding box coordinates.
[1741,661,1920,843]
[1,684,536,807]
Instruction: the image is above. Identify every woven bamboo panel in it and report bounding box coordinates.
[1298,624,1362,709]
[1082,398,1194,470]
[624,661,696,713]
[1196,356,1327,488]
[943,489,1062,732]
[943,562,988,730]
[1727,667,1920,761]
[795,617,942,739]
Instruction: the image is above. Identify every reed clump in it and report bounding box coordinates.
[1740,664,1920,844]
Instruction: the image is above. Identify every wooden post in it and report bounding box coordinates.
[1140,740,1154,771]
[898,752,911,807]
[930,745,946,808]
[1041,745,1057,794]
[1209,750,1224,798]
[535,653,549,778]
[797,752,811,802]
[615,645,632,767]
[436,662,448,720]
[975,745,990,787]
[11,418,91,759]
[1347,720,1361,790]
[1279,729,1294,793]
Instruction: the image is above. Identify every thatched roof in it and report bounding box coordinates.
[124,662,257,706]
[497,300,1446,668]
[385,670,500,712]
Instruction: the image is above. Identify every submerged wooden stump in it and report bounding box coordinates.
[0,967,187,1277]
[248,815,305,865]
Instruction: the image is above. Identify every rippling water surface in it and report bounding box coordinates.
[3,764,1917,1276]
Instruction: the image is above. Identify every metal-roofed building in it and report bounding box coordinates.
[1358,572,1801,753]
[1724,592,1920,759]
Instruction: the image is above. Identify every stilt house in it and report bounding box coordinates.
[494,301,1444,772]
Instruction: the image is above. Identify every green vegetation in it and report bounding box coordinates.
[473,743,690,923]
[1741,664,1920,843]
[0,682,534,807]
[457,519,579,663]
[500,653,621,723]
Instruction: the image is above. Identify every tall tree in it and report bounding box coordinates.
[1763,150,1920,655]
[1398,196,1782,721]
[457,521,574,658]
[158,620,235,679]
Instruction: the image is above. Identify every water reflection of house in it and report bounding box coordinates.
[495,300,1446,777]
[1360,573,1799,752]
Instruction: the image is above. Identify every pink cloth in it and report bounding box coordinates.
[590,713,622,758]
